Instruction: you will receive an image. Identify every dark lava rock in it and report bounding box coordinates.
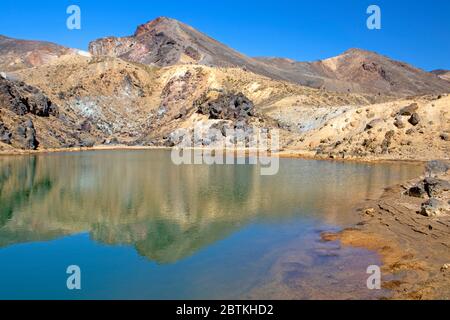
[0,79,27,115]
[408,113,420,126]
[407,181,427,198]
[424,177,450,197]
[398,103,419,116]
[80,138,96,148]
[62,142,77,149]
[0,134,12,145]
[210,121,231,137]
[440,133,450,141]
[0,122,12,144]
[15,118,39,150]
[78,119,92,132]
[196,92,255,121]
[0,77,58,117]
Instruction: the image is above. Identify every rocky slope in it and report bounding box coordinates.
[432,69,450,82]
[88,17,450,97]
[88,16,325,92]
[0,74,103,151]
[257,49,450,96]
[280,94,450,161]
[89,17,268,71]
[0,35,86,72]
[3,53,377,151]
[2,52,449,162]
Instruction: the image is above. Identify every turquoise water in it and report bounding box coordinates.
[0,150,422,299]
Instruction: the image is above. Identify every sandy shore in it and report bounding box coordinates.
[0,145,172,156]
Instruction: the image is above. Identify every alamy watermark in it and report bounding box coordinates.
[171,125,280,176]
[366,265,381,290]
[367,5,381,30]
[67,5,81,30]
[66,265,81,290]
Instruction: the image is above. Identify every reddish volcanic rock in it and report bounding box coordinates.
[0,35,78,72]
[134,17,171,37]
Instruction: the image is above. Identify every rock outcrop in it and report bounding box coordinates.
[0,77,58,117]
[14,119,39,150]
[196,92,255,121]
[0,77,81,150]
[404,162,450,217]
[0,122,12,144]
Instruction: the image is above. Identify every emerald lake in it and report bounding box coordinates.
[0,150,423,299]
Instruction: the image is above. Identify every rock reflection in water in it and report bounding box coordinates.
[0,151,422,264]
[0,150,424,299]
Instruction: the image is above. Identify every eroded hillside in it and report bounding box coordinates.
[1,54,385,152]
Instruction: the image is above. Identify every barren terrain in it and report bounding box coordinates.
[1,16,449,300]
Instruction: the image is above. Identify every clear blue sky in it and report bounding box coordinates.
[1,0,449,71]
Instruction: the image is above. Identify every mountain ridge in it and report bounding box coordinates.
[0,34,85,72]
[1,17,448,96]
[87,17,450,96]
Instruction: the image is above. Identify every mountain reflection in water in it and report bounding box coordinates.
[0,150,423,299]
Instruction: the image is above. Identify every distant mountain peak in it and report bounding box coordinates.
[134,16,180,37]
[343,48,377,55]
[89,16,258,68]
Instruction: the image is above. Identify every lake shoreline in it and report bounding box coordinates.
[0,145,438,166]
[323,167,450,300]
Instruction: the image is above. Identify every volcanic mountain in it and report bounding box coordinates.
[0,35,87,72]
[257,49,450,96]
[87,15,297,89]
[88,17,450,96]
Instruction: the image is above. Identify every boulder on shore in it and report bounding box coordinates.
[420,198,446,217]
[424,177,450,197]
